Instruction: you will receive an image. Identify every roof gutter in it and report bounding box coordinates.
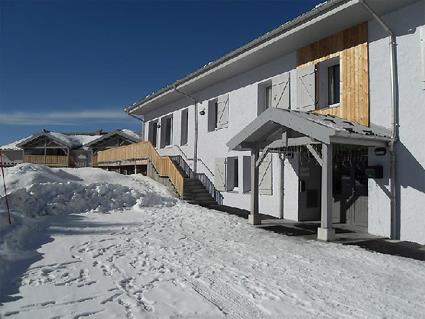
[126,0,350,114]
[359,0,399,240]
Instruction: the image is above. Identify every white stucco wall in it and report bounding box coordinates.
[368,0,425,243]
[141,0,425,243]
[143,52,300,219]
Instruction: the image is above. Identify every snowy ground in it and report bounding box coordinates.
[1,165,425,318]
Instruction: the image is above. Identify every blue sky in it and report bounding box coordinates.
[0,0,322,145]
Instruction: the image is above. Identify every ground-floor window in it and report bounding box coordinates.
[160,115,173,148]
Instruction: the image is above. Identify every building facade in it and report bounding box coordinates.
[127,0,425,244]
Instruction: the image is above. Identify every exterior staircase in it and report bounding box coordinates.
[95,141,223,207]
[170,155,223,207]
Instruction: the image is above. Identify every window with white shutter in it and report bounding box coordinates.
[259,153,273,195]
[208,99,218,132]
[226,157,238,191]
[272,72,290,109]
[217,94,229,129]
[296,64,317,111]
[160,115,173,148]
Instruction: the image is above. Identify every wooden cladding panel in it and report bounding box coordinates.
[96,141,184,196]
[24,155,68,167]
[297,23,369,126]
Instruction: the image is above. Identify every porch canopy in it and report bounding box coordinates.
[227,108,391,241]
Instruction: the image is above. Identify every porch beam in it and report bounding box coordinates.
[249,146,261,225]
[306,144,323,167]
[317,143,335,241]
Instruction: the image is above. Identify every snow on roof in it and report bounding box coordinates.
[120,129,140,140]
[0,135,33,150]
[48,132,102,149]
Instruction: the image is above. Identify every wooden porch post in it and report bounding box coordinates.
[249,146,261,225]
[44,136,47,165]
[317,143,335,241]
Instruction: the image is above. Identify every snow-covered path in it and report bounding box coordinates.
[2,202,425,319]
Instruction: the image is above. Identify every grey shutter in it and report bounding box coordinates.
[272,73,290,109]
[259,153,273,195]
[180,109,188,145]
[242,156,251,193]
[296,64,316,111]
[226,157,236,191]
[214,158,226,191]
[217,94,229,129]
[208,100,216,132]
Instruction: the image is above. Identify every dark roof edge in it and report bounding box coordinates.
[126,0,349,114]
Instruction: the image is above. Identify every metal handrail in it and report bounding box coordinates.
[172,145,214,178]
[170,155,223,205]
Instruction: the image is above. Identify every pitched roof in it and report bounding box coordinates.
[15,131,102,149]
[227,108,391,151]
[84,129,140,148]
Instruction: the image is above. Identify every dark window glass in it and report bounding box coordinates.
[328,64,340,105]
[265,85,273,109]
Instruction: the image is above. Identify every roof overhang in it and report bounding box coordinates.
[85,130,139,148]
[127,0,416,116]
[16,133,71,149]
[227,108,391,151]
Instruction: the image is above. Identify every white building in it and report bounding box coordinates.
[126,0,425,244]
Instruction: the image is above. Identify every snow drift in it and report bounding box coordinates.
[1,164,176,217]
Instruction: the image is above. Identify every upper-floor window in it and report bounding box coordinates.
[160,114,173,148]
[328,64,340,105]
[317,56,340,109]
[258,73,290,115]
[208,94,229,132]
[180,108,188,146]
[148,120,158,147]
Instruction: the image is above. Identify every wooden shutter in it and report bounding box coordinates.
[272,73,290,109]
[214,158,226,191]
[296,64,316,111]
[259,153,273,195]
[180,109,188,145]
[208,100,217,132]
[242,156,251,193]
[217,94,229,129]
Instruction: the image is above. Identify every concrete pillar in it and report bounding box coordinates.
[249,147,261,225]
[318,143,335,241]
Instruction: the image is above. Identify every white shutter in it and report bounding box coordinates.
[242,156,251,193]
[296,64,316,111]
[259,153,273,195]
[214,157,226,191]
[272,73,290,109]
[217,94,229,128]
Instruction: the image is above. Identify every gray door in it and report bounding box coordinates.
[298,151,321,221]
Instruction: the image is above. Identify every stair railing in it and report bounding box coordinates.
[170,155,223,205]
[96,141,185,196]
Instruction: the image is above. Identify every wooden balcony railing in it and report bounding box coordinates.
[24,155,68,167]
[96,141,185,196]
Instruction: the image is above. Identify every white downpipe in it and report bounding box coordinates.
[174,87,198,175]
[359,0,399,239]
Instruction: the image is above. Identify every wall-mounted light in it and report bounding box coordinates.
[157,124,161,129]
[374,147,387,156]
[199,109,206,116]
[285,152,294,159]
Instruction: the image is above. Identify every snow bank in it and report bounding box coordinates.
[1,164,176,217]
[0,164,177,298]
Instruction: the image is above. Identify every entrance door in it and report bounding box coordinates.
[333,146,368,228]
[298,150,321,221]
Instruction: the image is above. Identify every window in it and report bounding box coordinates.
[317,56,340,109]
[208,99,218,131]
[160,115,173,148]
[148,120,158,147]
[265,85,273,110]
[208,94,229,131]
[328,64,340,105]
[180,109,188,145]
[214,156,238,192]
